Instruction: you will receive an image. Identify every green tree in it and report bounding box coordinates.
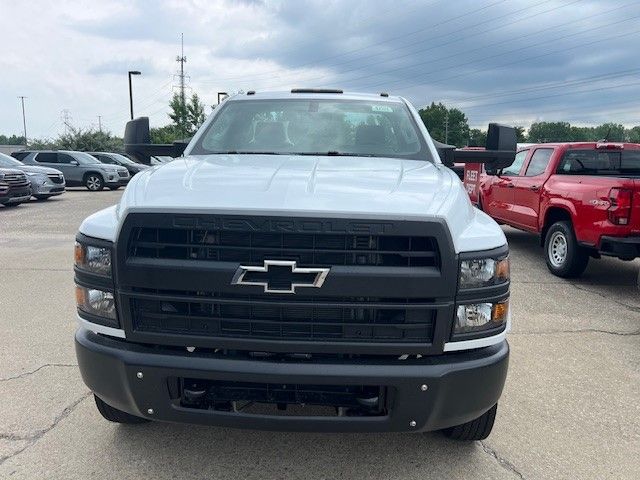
[0,134,26,145]
[468,128,487,147]
[168,92,208,139]
[187,93,206,133]
[627,126,640,143]
[53,127,123,151]
[418,102,469,147]
[168,93,189,137]
[514,126,527,143]
[526,122,573,142]
[593,123,625,142]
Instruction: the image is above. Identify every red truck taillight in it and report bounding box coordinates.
[608,188,633,225]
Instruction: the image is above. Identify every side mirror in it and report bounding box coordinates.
[444,123,517,170]
[124,117,189,165]
[70,160,79,166]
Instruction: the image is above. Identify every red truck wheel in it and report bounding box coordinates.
[544,221,589,278]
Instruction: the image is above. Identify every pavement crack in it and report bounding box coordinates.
[0,392,91,466]
[480,441,525,479]
[512,328,640,336]
[570,282,640,313]
[0,364,77,382]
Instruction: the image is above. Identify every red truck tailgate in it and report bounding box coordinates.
[633,180,640,234]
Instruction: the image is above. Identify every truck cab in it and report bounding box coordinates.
[74,90,517,441]
[476,142,640,277]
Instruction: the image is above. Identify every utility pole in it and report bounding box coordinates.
[18,96,27,147]
[97,115,103,133]
[444,109,449,144]
[175,33,188,136]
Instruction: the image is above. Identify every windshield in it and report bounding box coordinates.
[190,98,430,160]
[0,152,23,167]
[73,152,102,165]
[111,153,137,165]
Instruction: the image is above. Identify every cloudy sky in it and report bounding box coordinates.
[1,0,639,139]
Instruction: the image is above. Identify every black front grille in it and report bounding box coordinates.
[128,226,439,268]
[116,213,456,355]
[3,173,28,187]
[130,292,435,343]
[47,174,64,184]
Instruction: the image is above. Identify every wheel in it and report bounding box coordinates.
[85,174,104,191]
[94,395,149,424]
[34,195,50,200]
[108,186,121,191]
[544,221,589,278]
[442,404,497,441]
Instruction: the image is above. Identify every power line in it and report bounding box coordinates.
[354,16,640,93]
[215,0,566,88]
[348,5,640,91]
[202,0,503,84]
[449,68,640,104]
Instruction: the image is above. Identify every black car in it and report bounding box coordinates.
[89,152,149,176]
[0,168,32,207]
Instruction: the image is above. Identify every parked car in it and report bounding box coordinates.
[0,168,31,207]
[0,152,65,200]
[20,151,129,191]
[75,90,518,441]
[88,152,149,176]
[471,142,640,277]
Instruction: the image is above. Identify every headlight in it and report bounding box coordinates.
[455,299,509,334]
[74,242,112,276]
[459,255,509,289]
[76,286,116,321]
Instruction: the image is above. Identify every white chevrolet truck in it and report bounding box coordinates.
[74,90,516,440]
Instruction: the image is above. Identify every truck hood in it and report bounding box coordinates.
[84,154,507,252]
[121,154,454,217]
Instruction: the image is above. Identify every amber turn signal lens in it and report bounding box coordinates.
[492,300,509,324]
[74,242,84,266]
[495,257,510,282]
[75,285,87,306]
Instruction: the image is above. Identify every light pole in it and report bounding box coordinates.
[128,71,141,120]
[18,96,27,147]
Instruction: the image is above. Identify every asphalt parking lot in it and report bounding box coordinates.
[1,190,639,480]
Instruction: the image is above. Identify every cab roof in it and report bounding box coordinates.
[228,90,404,103]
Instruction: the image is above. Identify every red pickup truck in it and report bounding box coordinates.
[470,142,640,277]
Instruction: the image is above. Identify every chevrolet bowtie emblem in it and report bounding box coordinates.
[231,260,330,294]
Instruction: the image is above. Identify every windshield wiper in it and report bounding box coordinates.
[297,151,376,157]
[210,151,289,155]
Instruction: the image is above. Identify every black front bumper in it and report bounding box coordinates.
[76,328,509,432]
[599,235,640,259]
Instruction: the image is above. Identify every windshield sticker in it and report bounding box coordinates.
[371,105,393,113]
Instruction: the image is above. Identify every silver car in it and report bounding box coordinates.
[0,152,65,200]
[20,150,129,191]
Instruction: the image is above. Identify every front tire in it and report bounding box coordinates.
[442,404,497,441]
[544,221,589,278]
[85,174,104,191]
[94,395,149,424]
